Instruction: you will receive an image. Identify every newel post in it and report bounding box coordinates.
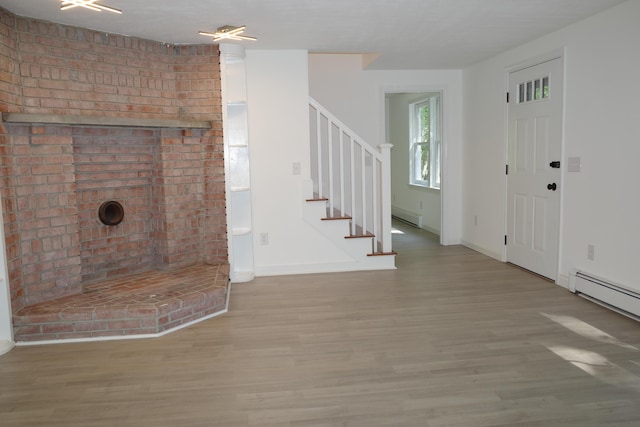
[378,143,393,253]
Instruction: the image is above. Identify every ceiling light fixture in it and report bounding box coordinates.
[199,26,257,42]
[60,0,122,14]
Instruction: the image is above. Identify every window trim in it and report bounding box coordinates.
[409,92,442,190]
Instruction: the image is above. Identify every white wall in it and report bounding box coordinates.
[462,0,640,289]
[308,54,463,245]
[245,50,376,275]
[387,93,441,234]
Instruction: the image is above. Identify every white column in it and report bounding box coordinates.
[220,43,255,283]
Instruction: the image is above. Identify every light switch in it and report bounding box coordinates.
[259,233,269,245]
[568,157,581,172]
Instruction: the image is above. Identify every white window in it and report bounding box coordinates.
[517,76,549,103]
[410,93,441,189]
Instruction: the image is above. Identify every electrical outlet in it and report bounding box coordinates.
[292,162,301,175]
[587,244,595,261]
[260,232,269,245]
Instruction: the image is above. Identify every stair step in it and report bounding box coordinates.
[322,207,351,221]
[349,224,372,237]
[368,251,398,257]
[345,233,375,239]
[322,215,351,221]
[303,193,396,270]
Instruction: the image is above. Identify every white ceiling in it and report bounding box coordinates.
[0,0,626,69]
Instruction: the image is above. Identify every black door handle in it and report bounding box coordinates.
[549,161,560,168]
[547,183,557,191]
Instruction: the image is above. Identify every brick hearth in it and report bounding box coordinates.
[13,264,229,342]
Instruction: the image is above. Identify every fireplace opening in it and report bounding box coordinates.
[98,201,124,226]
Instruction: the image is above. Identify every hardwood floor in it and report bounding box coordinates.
[1,221,639,426]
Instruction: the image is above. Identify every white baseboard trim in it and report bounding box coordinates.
[420,224,440,236]
[460,239,502,261]
[0,339,15,356]
[255,259,397,277]
[556,274,570,289]
[16,284,231,347]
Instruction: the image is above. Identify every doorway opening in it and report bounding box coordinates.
[385,90,445,247]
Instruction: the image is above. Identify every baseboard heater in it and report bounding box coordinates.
[391,207,422,228]
[569,270,640,321]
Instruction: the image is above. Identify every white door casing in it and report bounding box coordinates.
[507,57,563,280]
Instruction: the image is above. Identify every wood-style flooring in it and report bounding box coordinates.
[1,221,639,426]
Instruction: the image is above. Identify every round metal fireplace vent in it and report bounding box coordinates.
[98,201,124,226]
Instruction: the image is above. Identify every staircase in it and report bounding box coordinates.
[305,98,396,270]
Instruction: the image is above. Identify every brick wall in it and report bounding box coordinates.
[153,129,227,270]
[12,12,220,121]
[5,124,82,306]
[0,7,227,312]
[74,127,156,282]
[0,8,20,113]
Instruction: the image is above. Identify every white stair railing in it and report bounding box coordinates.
[309,97,392,254]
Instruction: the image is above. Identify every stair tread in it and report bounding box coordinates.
[367,251,398,257]
[345,233,375,239]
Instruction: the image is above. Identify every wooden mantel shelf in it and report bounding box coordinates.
[1,113,212,129]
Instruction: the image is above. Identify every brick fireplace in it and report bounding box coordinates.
[0,7,229,341]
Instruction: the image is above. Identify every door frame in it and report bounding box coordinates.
[502,48,567,283]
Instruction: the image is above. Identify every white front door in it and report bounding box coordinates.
[507,57,563,280]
